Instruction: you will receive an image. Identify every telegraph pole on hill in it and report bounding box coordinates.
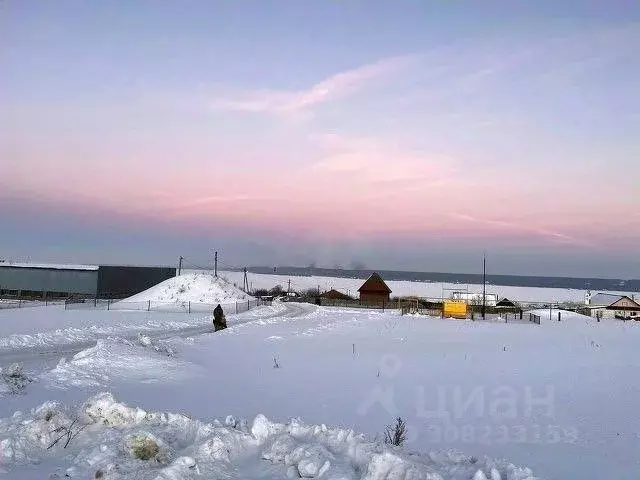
[482,252,487,319]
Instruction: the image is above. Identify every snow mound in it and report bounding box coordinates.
[121,273,253,304]
[43,338,203,389]
[0,393,539,479]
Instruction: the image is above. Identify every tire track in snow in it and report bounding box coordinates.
[0,302,316,364]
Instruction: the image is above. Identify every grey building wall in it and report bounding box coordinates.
[96,266,176,298]
[0,266,99,295]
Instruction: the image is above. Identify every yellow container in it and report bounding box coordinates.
[443,300,467,318]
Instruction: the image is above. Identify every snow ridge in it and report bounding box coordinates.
[0,393,538,479]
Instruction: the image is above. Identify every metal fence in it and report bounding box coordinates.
[529,313,542,325]
[64,298,268,314]
[285,296,545,325]
[0,299,65,310]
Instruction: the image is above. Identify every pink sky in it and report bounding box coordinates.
[2,2,639,275]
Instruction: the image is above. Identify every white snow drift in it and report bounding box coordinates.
[0,392,536,480]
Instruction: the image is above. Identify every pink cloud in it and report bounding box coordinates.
[210,55,419,115]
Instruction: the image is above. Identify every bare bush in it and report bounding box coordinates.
[383,417,407,447]
[1,363,33,395]
[46,417,90,450]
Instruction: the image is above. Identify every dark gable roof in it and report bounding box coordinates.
[358,272,392,294]
[320,289,352,300]
[496,298,518,308]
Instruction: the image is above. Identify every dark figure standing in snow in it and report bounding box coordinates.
[213,304,227,331]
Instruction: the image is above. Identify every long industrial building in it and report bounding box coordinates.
[0,263,176,299]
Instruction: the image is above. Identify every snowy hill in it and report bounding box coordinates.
[123,273,252,304]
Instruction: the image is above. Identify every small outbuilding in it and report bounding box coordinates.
[320,289,352,301]
[358,272,392,305]
[495,298,519,310]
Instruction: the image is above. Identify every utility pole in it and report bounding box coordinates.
[482,251,487,319]
[177,256,183,276]
[214,251,218,278]
[243,267,249,292]
[287,279,291,294]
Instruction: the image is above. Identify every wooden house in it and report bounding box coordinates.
[585,293,640,320]
[358,272,392,305]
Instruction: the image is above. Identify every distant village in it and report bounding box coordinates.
[256,272,640,321]
[1,263,638,321]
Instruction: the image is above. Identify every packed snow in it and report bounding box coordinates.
[219,270,639,304]
[122,273,252,304]
[0,302,286,354]
[1,301,639,478]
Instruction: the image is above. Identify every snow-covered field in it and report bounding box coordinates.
[1,300,639,479]
[220,270,639,304]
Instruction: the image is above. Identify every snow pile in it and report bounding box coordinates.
[122,273,252,304]
[0,392,538,479]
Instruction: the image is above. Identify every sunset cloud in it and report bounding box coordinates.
[449,214,598,248]
[210,55,419,115]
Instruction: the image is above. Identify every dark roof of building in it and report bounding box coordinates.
[358,272,392,294]
[496,298,518,308]
[320,289,352,300]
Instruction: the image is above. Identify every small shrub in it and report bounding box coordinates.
[131,436,160,461]
[269,285,284,296]
[1,363,33,395]
[383,417,407,447]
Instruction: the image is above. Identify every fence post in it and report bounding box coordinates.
[64,299,67,311]
[107,300,111,311]
[236,302,238,314]
[247,299,250,311]
[558,312,561,322]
